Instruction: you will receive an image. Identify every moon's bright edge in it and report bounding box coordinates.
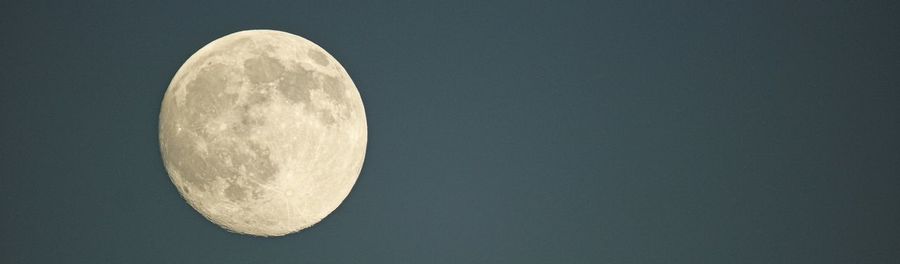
[159,30,367,236]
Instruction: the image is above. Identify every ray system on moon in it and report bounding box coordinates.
[159,30,367,236]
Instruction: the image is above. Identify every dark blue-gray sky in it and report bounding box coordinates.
[2,1,898,263]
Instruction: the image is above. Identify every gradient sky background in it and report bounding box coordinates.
[2,1,898,263]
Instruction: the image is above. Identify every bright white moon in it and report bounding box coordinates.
[159,30,367,236]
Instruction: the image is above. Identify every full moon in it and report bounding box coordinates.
[159,30,367,236]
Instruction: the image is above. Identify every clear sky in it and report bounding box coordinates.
[1,1,898,263]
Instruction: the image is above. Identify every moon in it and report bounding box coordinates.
[158,30,367,236]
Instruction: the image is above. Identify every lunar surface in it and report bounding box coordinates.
[159,30,367,236]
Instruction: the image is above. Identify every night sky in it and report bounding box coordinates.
[2,1,899,263]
